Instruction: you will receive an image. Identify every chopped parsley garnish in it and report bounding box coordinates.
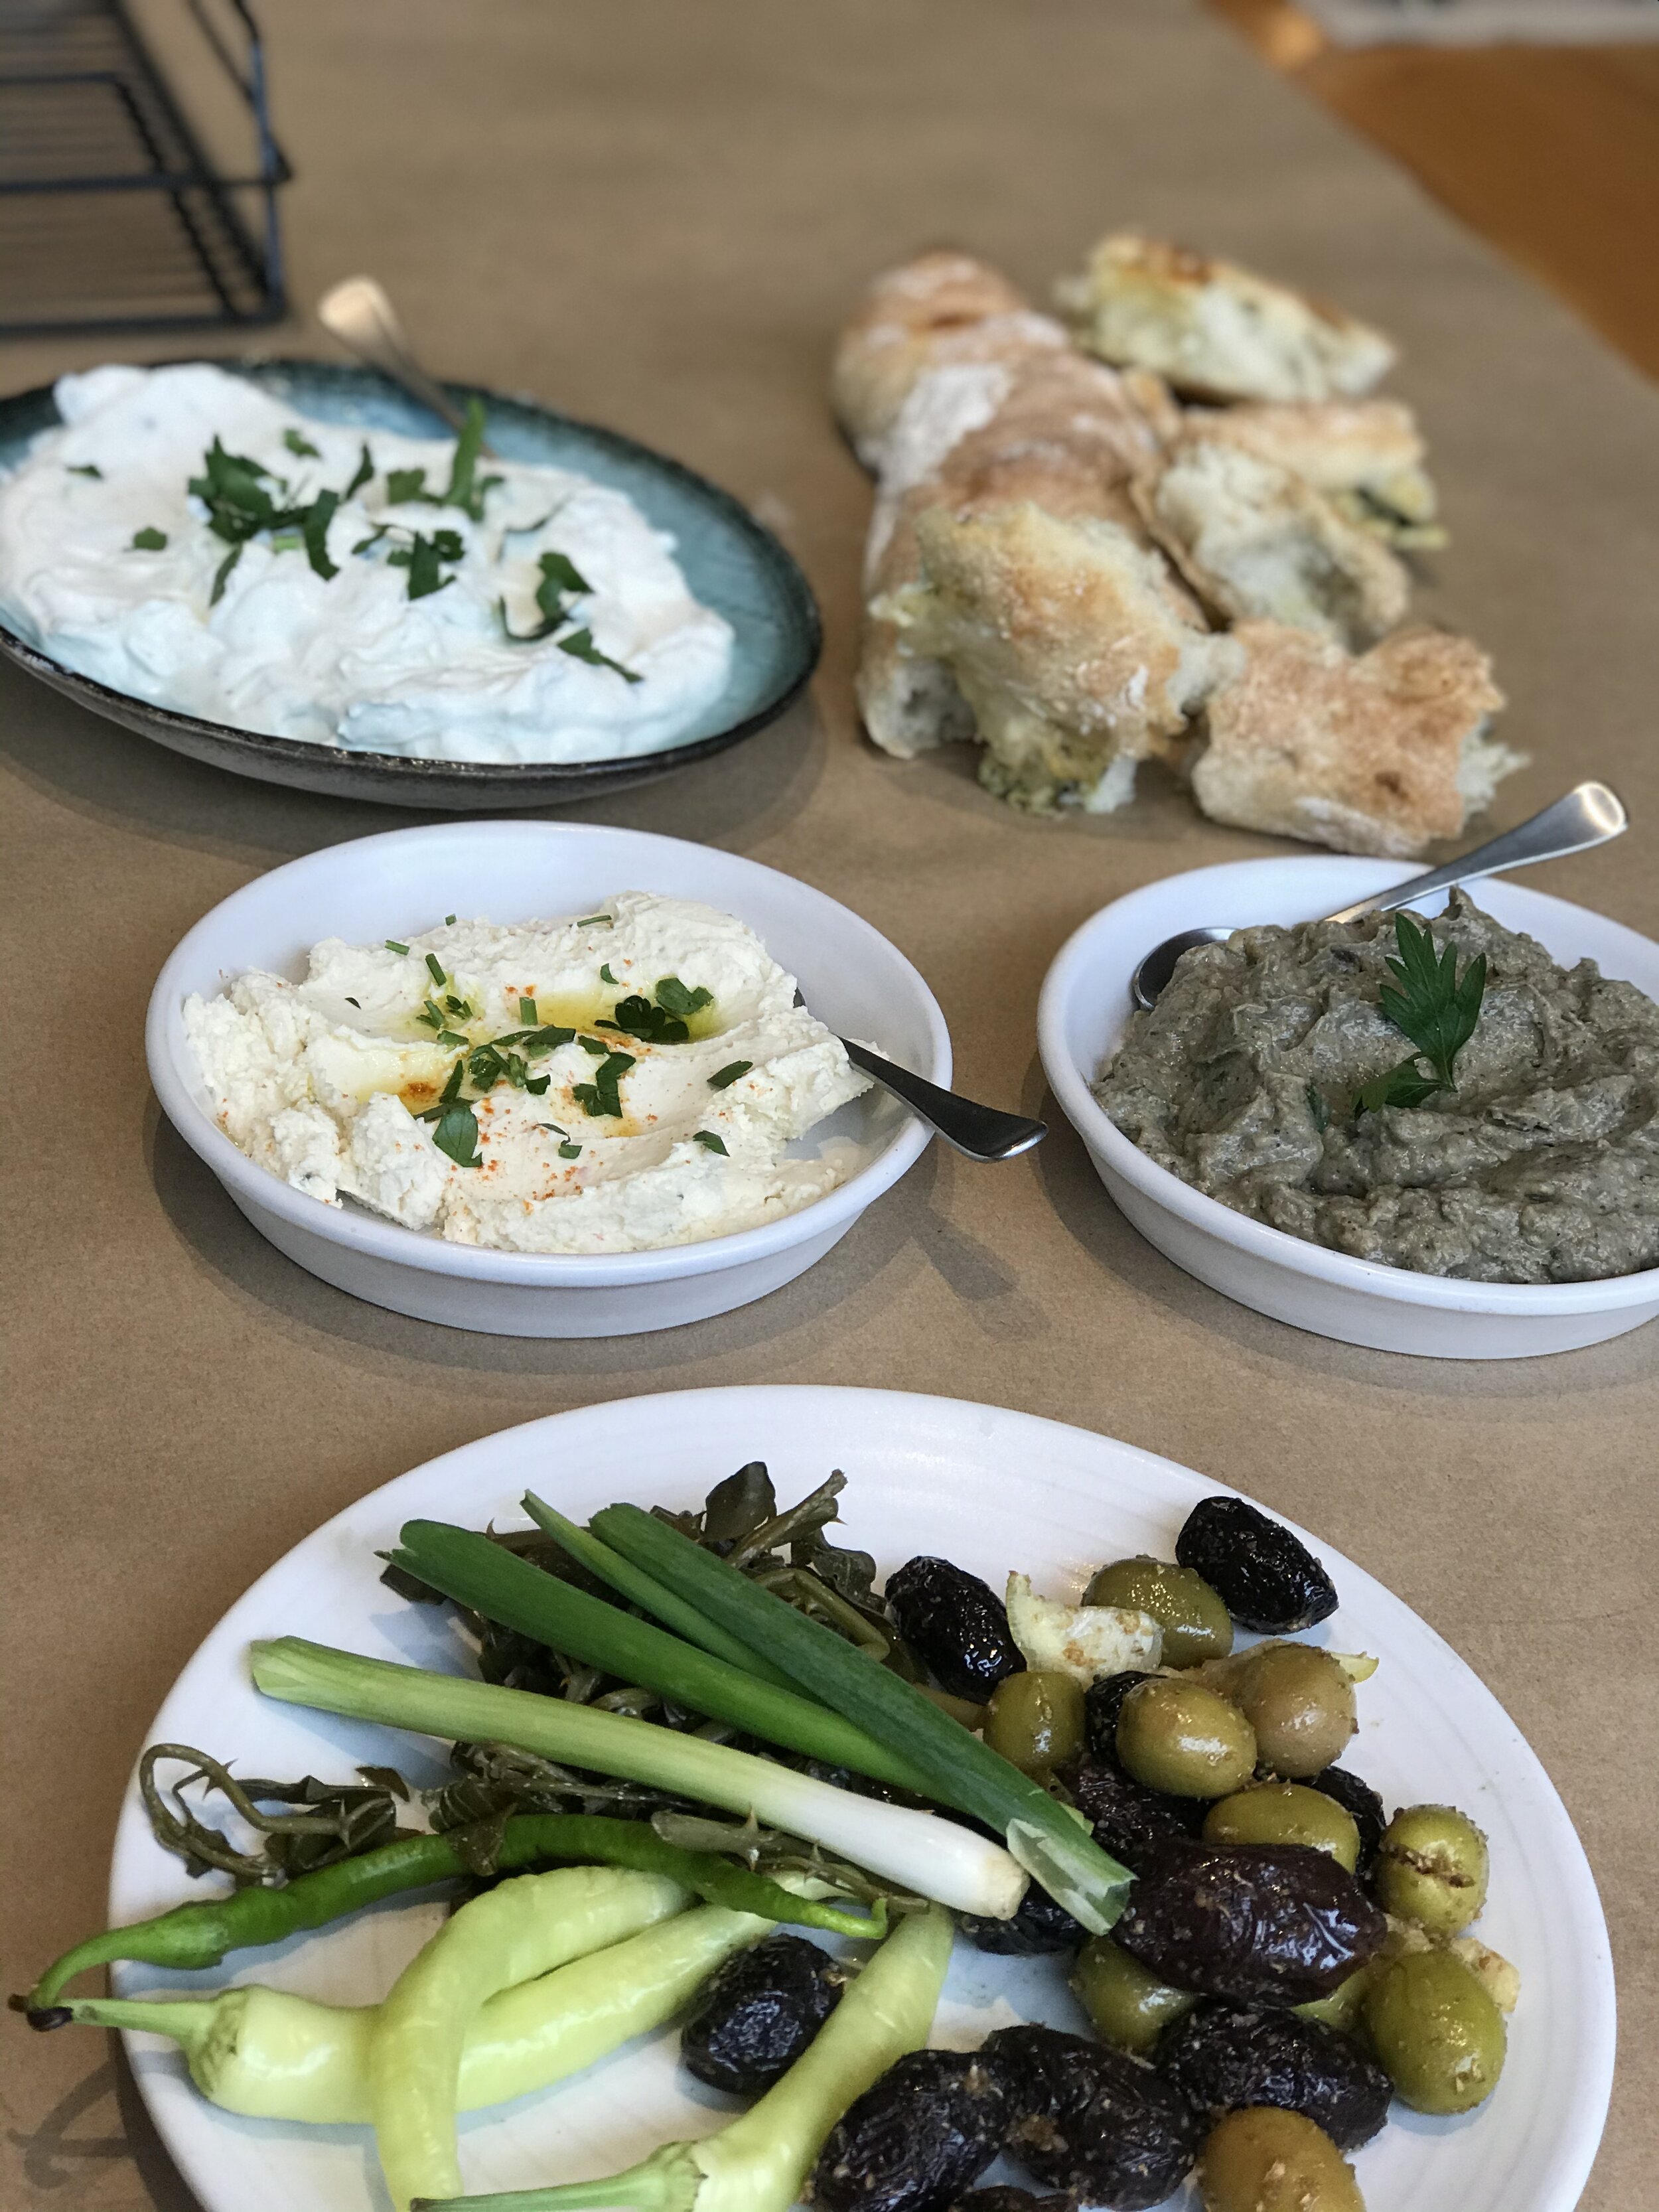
[344,444,375,499]
[415,1056,484,1169]
[445,914,457,926]
[573,1049,634,1120]
[130,526,168,551]
[381,399,501,522]
[210,544,243,604]
[519,996,538,1024]
[557,627,640,682]
[425,954,447,986]
[577,1034,609,1058]
[498,548,595,644]
[600,963,617,986]
[1356,913,1487,1117]
[283,429,323,459]
[708,1060,752,1090]
[558,1141,582,1159]
[186,435,361,598]
[592,975,716,1047]
[1305,1083,1331,1134]
[68,463,103,479]
[300,488,340,580]
[387,529,462,600]
[692,1130,728,1155]
[353,524,389,556]
[385,940,410,955]
[576,914,611,928]
[656,976,713,1019]
[345,996,360,1008]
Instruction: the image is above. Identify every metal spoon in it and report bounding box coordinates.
[317,275,498,455]
[792,995,1044,1161]
[1129,780,1628,1010]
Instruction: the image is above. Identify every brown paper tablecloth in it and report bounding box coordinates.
[2,4,1654,2205]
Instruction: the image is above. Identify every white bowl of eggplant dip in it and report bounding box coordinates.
[1038,858,1659,1360]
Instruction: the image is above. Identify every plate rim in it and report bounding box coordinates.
[1038,856,1659,1317]
[0,358,822,789]
[143,818,946,1284]
[108,1381,1617,2212]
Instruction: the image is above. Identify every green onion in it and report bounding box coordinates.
[388,1522,934,1796]
[249,1639,1027,1920]
[589,1505,1134,1933]
[521,1495,798,1689]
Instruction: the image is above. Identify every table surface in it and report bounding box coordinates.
[1,5,1653,2208]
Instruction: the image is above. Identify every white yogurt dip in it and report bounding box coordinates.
[182,893,872,1254]
[0,364,734,763]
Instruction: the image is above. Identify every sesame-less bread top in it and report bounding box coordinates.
[1191,621,1517,859]
[1057,233,1396,404]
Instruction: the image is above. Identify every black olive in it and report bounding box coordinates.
[987,2024,1201,2211]
[809,2048,1009,2212]
[1112,1840,1386,2004]
[885,1558,1025,1702]
[1174,1497,1338,1635]
[1060,1755,1206,1872]
[680,1933,843,2095]
[1083,1672,1149,1765]
[1307,1765,1388,1876]
[1159,2001,1392,2150]
[948,2192,1072,2212]
[958,1881,1084,1955]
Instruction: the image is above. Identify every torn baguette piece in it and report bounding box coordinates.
[1136,436,1411,650]
[1057,232,1396,404]
[1191,619,1519,857]
[874,500,1242,814]
[831,251,1070,471]
[1184,398,1442,548]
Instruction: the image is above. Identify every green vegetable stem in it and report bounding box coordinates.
[411,1902,953,2212]
[387,1520,933,1795]
[19,1813,877,2013]
[31,1896,812,2124]
[249,1638,1027,1921]
[587,1504,1133,1933]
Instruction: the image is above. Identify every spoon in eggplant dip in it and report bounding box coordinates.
[1095,892,1659,1284]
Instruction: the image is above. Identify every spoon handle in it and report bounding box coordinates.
[317,277,497,453]
[1323,781,1628,925]
[840,1041,1046,1163]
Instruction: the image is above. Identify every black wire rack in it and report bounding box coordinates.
[0,0,289,336]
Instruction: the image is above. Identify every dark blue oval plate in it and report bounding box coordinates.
[0,361,821,809]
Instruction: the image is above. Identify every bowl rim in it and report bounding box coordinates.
[0,358,822,790]
[1037,855,1659,1318]
[146,819,945,1286]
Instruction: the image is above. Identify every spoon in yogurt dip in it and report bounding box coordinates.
[1129,780,1629,1010]
[318,275,498,453]
[791,995,1045,1161]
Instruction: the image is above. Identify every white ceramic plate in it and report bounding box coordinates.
[145,823,945,1337]
[106,1385,1613,2212]
[1039,858,1659,1359]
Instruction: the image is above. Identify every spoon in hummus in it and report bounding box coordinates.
[792,994,1045,1161]
[1129,780,1629,1011]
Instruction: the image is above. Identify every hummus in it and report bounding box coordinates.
[0,364,733,763]
[183,895,872,1254]
[1095,892,1659,1284]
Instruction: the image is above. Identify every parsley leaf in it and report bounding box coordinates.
[1377,912,1486,1090]
[386,467,428,506]
[344,444,375,499]
[573,1049,634,1120]
[708,1061,752,1090]
[130,526,168,551]
[437,397,502,521]
[388,532,455,600]
[557,627,640,683]
[558,1140,582,1159]
[1356,1059,1451,1116]
[498,548,597,644]
[300,488,340,580]
[68,463,104,479]
[429,1101,482,1169]
[283,428,323,459]
[210,543,244,604]
[600,964,617,986]
[655,976,713,1019]
[691,1130,728,1155]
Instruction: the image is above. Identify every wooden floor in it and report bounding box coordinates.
[1210,0,1659,380]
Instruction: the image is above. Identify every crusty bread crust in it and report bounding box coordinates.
[1056,232,1396,404]
[1184,398,1441,545]
[1135,435,1411,649]
[1192,620,1516,857]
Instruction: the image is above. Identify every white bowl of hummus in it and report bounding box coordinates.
[1039,857,1659,1361]
[148,824,946,1337]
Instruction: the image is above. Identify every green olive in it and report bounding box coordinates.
[1362,1948,1506,2114]
[1082,1556,1234,1667]
[1072,1935,1198,2053]
[982,1668,1086,1775]
[1203,1783,1362,1870]
[1206,1643,1356,1778]
[1295,1962,1376,2035]
[1374,1804,1490,1937]
[1198,2108,1363,2212]
[1116,1676,1258,1799]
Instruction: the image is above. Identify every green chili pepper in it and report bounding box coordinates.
[36,1884,755,2122]
[19,1813,885,2012]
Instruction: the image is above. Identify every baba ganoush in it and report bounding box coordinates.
[1095,892,1659,1284]
[183,895,872,1254]
[0,364,733,762]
